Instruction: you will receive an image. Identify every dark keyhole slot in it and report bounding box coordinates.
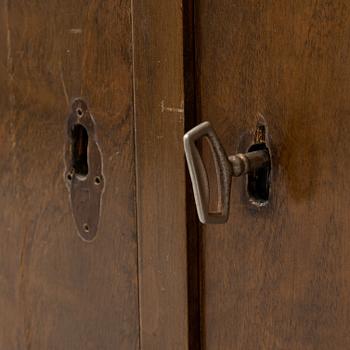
[71,124,89,177]
[247,143,270,203]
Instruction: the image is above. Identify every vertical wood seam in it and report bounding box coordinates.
[130,0,142,348]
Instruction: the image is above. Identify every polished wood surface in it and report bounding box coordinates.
[0,1,139,348]
[132,1,189,348]
[195,1,350,349]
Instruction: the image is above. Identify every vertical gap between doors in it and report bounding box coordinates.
[183,1,203,349]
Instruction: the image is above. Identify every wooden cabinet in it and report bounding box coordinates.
[1,1,350,349]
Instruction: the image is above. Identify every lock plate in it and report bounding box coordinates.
[64,98,104,241]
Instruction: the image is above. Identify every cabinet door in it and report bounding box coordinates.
[0,2,139,348]
[0,2,189,349]
[194,1,350,349]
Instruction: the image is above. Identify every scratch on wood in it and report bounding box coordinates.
[69,28,83,34]
[161,100,184,114]
[59,64,69,106]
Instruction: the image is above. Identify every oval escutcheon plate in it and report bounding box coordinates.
[64,98,104,241]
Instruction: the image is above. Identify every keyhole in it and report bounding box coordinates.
[247,124,271,204]
[71,124,89,178]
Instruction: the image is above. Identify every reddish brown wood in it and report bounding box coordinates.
[195,1,350,349]
[0,1,139,348]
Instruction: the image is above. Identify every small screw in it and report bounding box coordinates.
[76,107,83,117]
[67,173,73,181]
[83,223,89,232]
[94,176,101,185]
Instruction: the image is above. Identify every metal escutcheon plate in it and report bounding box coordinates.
[64,98,104,241]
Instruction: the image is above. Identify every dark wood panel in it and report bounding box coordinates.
[196,1,350,349]
[132,1,189,349]
[0,1,139,348]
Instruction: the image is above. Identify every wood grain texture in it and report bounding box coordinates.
[0,1,139,349]
[132,1,189,349]
[195,1,350,349]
